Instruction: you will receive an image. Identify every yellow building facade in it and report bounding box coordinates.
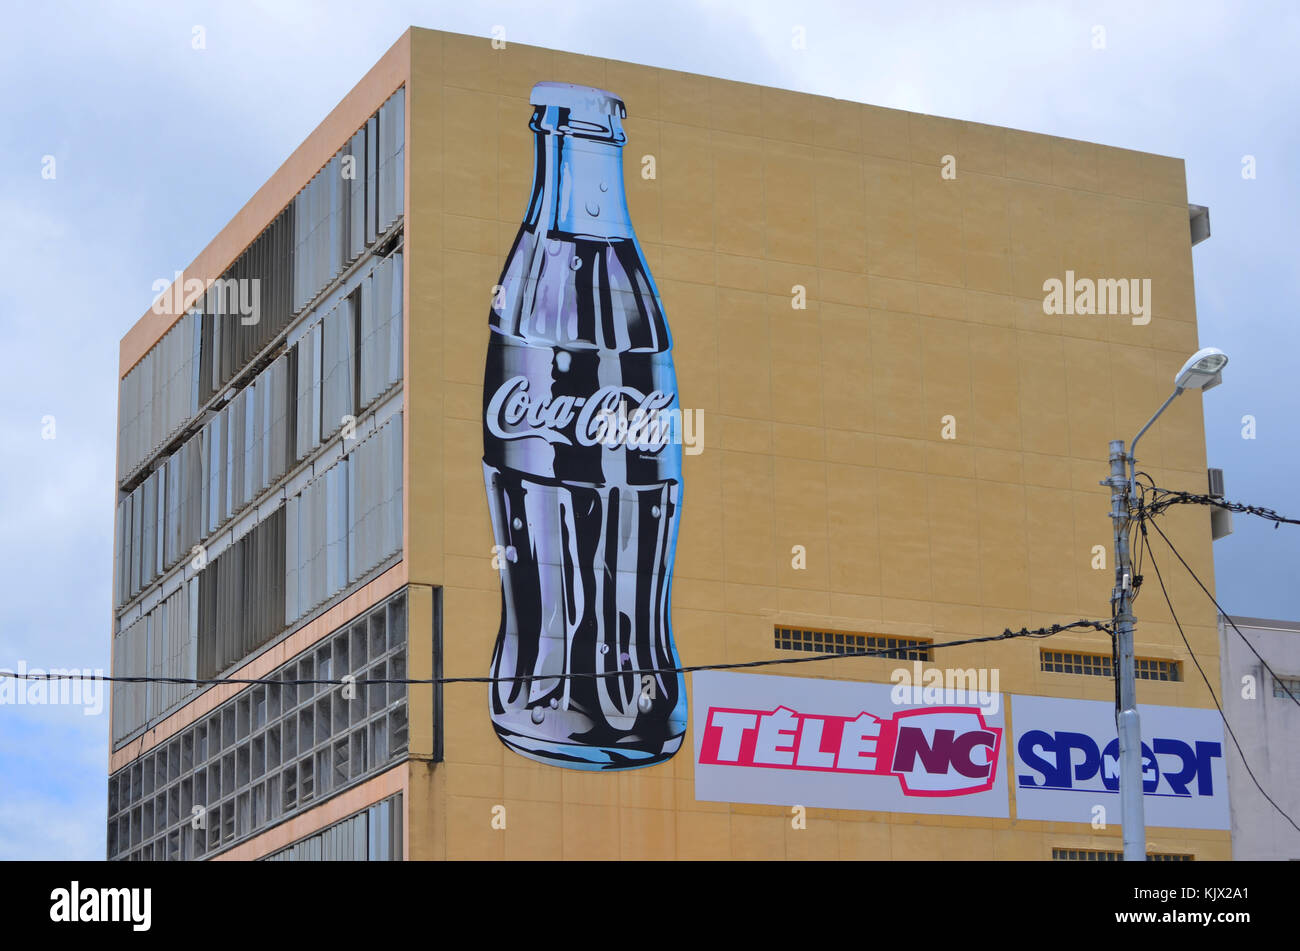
[112,27,1228,860]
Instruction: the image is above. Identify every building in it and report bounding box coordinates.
[1217,614,1300,860]
[108,26,1232,860]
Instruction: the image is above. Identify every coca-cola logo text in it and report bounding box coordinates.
[486,375,676,452]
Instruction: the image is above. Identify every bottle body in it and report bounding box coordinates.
[482,85,686,770]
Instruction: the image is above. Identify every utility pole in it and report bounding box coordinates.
[1101,349,1227,861]
[1106,439,1146,861]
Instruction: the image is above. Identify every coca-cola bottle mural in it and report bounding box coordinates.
[481,83,687,770]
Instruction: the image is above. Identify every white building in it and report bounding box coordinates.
[1217,614,1300,860]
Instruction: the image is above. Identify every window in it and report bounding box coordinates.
[1273,676,1300,700]
[112,411,404,745]
[115,87,407,615]
[107,589,415,861]
[118,85,404,489]
[196,507,286,679]
[1041,650,1180,682]
[263,793,402,861]
[1041,650,1111,677]
[286,413,402,623]
[1051,848,1193,861]
[319,299,356,444]
[774,627,932,661]
[359,253,402,408]
[1133,657,1181,682]
[116,255,402,615]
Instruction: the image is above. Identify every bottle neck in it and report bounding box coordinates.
[525,131,632,240]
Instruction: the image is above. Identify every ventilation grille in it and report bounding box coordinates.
[774,627,932,661]
[1041,650,1180,682]
[1052,848,1193,861]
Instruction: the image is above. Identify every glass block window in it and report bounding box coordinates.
[1041,650,1112,677]
[774,627,932,661]
[1133,657,1181,682]
[1051,848,1193,861]
[263,793,402,861]
[1041,650,1180,682]
[107,589,409,861]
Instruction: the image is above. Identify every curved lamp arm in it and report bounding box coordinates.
[1128,387,1183,499]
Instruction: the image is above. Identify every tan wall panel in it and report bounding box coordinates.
[405,29,445,588]
[402,26,1225,859]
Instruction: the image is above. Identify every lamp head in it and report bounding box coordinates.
[1175,347,1228,392]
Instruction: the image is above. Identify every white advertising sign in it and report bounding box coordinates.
[1010,695,1230,830]
[692,671,1010,818]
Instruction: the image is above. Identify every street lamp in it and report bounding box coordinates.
[1129,348,1230,496]
[1105,346,1228,861]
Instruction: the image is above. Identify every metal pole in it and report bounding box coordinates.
[1107,439,1146,860]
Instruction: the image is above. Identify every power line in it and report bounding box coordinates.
[1138,521,1300,834]
[1128,472,1154,604]
[0,618,1111,689]
[1141,512,1300,711]
[1143,487,1300,528]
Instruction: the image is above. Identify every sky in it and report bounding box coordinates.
[1,0,1297,860]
